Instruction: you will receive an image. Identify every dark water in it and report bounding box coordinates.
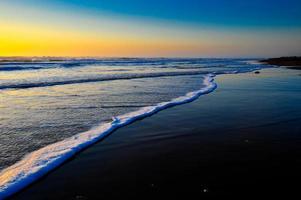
[0,58,274,200]
[0,58,270,171]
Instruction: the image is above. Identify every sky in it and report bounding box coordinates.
[0,0,301,57]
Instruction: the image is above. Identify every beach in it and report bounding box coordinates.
[10,67,301,198]
[1,0,301,198]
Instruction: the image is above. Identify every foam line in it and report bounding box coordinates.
[0,74,217,199]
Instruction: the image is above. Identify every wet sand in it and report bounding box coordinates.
[12,68,301,198]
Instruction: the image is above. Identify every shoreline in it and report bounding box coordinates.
[0,75,217,199]
[10,67,301,198]
[0,58,265,199]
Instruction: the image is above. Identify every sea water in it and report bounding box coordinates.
[0,58,272,198]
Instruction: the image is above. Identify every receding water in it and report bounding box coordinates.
[0,58,272,198]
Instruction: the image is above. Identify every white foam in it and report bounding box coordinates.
[0,74,217,199]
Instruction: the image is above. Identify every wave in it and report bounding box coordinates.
[0,62,93,72]
[0,66,44,71]
[0,70,209,90]
[0,58,253,72]
[0,74,217,199]
[0,66,257,91]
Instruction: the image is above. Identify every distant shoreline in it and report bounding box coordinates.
[1,57,301,70]
[261,57,301,70]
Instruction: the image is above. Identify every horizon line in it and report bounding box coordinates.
[0,55,274,60]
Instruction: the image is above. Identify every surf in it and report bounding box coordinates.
[0,74,217,199]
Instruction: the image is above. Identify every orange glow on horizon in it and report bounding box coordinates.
[0,21,212,57]
[1,19,300,58]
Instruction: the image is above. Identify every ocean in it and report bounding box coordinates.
[0,58,271,198]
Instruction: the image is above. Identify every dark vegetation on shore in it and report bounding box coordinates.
[261,57,301,69]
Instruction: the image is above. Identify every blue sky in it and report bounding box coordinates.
[25,0,301,28]
[1,0,301,57]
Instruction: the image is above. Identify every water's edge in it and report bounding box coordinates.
[0,74,217,199]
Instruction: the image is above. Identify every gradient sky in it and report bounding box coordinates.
[0,0,301,57]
